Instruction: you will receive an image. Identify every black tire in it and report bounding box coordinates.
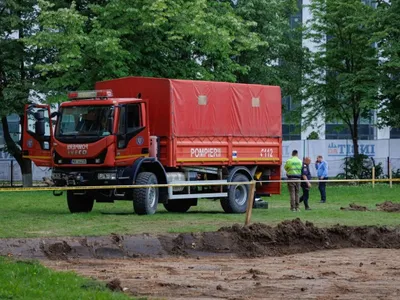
[220,173,250,213]
[133,172,159,215]
[163,200,193,213]
[67,191,94,213]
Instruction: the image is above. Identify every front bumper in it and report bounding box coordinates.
[51,168,120,187]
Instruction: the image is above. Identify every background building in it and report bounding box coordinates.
[282,0,398,142]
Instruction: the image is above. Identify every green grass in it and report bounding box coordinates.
[0,184,399,238]
[0,257,134,300]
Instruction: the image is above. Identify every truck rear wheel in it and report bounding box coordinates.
[133,172,159,215]
[67,191,94,213]
[220,173,249,213]
[163,200,193,213]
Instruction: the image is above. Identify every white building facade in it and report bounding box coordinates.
[282,0,398,142]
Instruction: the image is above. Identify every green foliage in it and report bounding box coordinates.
[0,0,42,183]
[392,168,400,179]
[337,154,384,180]
[0,0,37,116]
[232,0,304,99]
[375,0,400,128]
[0,257,132,299]
[303,0,380,155]
[307,131,320,140]
[27,0,263,101]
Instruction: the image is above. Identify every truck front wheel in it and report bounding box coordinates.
[220,173,249,213]
[67,191,94,213]
[133,172,159,215]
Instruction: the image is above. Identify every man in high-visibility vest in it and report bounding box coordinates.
[284,150,302,212]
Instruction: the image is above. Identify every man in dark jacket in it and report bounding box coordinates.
[299,157,312,210]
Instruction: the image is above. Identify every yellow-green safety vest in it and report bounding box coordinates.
[285,156,302,177]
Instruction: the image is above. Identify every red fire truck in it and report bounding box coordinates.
[22,77,282,215]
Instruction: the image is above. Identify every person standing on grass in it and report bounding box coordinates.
[315,155,328,203]
[300,157,312,210]
[284,150,302,212]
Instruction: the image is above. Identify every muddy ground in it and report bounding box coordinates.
[376,201,400,212]
[44,248,400,300]
[2,219,400,299]
[340,201,400,212]
[340,203,369,211]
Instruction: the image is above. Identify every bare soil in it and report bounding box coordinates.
[376,201,400,212]
[43,248,400,300]
[2,219,400,299]
[340,203,369,211]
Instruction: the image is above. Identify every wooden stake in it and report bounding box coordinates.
[389,163,393,188]
[372,167,375,189]
[245,181,256,226]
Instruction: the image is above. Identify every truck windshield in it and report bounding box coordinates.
[56,106,113,138]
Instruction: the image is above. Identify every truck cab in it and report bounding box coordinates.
[23,90,168,214]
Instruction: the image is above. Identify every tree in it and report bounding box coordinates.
[376,0,400,128]
[303,0,380,157]
[28,0,262,101]
[0,0,38,186]
[231,0,304,98]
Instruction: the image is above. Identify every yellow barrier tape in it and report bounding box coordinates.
[0,178,398,192]
[0,181,252,192]
[259,178,400,183]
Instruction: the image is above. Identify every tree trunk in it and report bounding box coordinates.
[350,112,363,178]
[351,109,360,158]
[1,116,33,187]
[352,134,360,157]
[21,158,33,187]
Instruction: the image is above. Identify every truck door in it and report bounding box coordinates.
[22,104,53,167]
[115,103,149,162]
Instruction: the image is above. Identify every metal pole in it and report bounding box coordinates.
[389,163,393,188]
[10,160,13,187]
[387,157,390,178]
[245,181,256,226]
[372,167,375,189]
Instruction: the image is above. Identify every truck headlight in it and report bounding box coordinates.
[97,173,117,180]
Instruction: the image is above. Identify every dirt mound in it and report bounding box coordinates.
[340,203,369,211]
[41,241,72,260]
[2,220,400,260]
[376,201,400,212]
[168,219,400,257]
[106,279,123,292]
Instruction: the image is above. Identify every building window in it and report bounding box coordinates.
[283,124,301,140]
[390,128,400,139]
[325,124,375,140]
[282,96,301,140]
[325,111,375,140]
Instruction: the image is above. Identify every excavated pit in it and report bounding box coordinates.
[1,219,400,260]
[4,219,400,299]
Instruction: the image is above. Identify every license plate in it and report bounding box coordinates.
[71,159,87,164]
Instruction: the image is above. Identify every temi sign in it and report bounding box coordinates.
[328,142,376,157]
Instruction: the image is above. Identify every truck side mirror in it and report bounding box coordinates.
[34,110,46,136]
[35,120,45,136]
[50,111,60,118]
[34,110,45,121]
